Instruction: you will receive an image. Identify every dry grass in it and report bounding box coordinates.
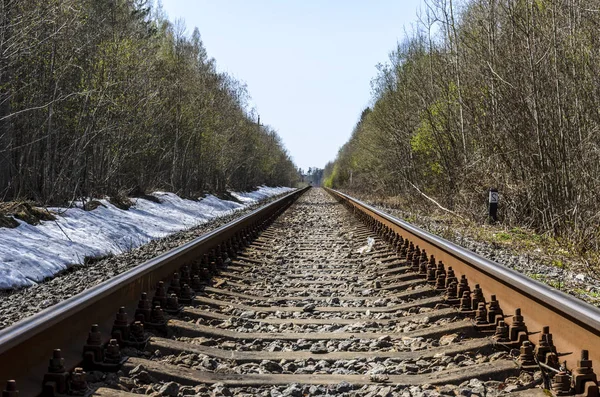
[108,195,133,210]
[0,201,56,227]
[345,189,599,280]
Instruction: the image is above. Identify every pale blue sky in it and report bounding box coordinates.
[160,0,423,171]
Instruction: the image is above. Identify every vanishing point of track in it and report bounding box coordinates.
[1,187,599,396]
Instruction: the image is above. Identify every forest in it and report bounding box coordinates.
[0,0,298,204]
[324,0,600,249]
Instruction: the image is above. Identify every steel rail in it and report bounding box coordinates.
[326,188,600,370]
[0,187,308,396]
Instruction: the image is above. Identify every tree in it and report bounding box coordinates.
[0,0,298,205]
[325,0,600,245]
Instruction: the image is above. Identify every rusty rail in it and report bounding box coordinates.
[0,187,308,396]
[3,185,600,396]
[326,188,600,374]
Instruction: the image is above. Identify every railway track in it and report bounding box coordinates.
[1,187,599,396]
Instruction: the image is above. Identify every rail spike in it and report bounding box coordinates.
[517,341,537,371]
[145,305,168,333]
[535,326,558,368]
[152,281,168,308]
[487,295,503,325]
[130,321,147,345]
[2,380,18,397]
[457,275,470,297]
[475,302,488,325]
[435,273,446,290]
[419,255,429,274]
[412,251,421,273]
[165,293,181,314]
[111,307,130,345]
[426,262,437,283]
[135,292,152,323]
[572,350,599,396]
[551,371,571,396]
[191,274,204,291]
[112,307,149,349]
[459,291,473,313]
[83,324,123,371]
[104,339,122,365]
[180,266,192,287]
[179,283,195,304]
[434,260,445,280]
[493,320,510,343]
[70,367,87,395]
[445,281,459,304]
[471,284,485,310]
[43,349,68,396]
[508,308,528,346]
[445,267,457,289]
[169,272,182,296]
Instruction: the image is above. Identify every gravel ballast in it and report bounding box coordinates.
[1,189,549,396]
[355,199,600,307]
[0,192,292,330]
[91,188,539,397]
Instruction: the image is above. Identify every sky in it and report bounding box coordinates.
[160,0,423,171]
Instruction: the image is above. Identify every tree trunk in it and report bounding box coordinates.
[0,0,13,199]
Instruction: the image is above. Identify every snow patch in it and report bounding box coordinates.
[0,186,294,289]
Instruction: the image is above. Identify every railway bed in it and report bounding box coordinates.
[0,187,598,396]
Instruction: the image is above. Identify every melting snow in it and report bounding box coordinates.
[0,186,294,289]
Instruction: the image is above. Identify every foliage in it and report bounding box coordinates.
[0,0,298,204]
[301,167,325,186]
[324,0,600,249]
